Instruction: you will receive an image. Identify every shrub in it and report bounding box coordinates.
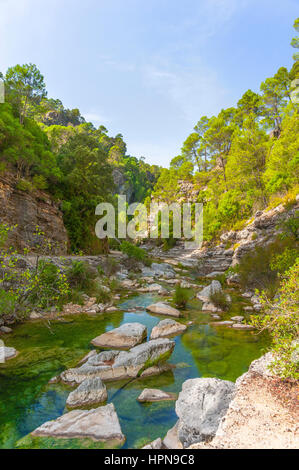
[173,285,190,308]
[235,238,295,297]
[215,273,227,288]
[28,260,70,310]
[270,248,298,275]
[120,241,152,266]
[250,260,299,380]
[209,291,229,311]
[16,179,33,192]
[0,289,17,317]
[66,260,96,291]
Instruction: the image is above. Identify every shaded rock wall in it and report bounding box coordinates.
[0,174,68,254]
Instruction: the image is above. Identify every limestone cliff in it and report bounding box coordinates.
[0,173,68,254]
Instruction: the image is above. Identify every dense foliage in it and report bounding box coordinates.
[153,19,299,243]
[0,67,160,253]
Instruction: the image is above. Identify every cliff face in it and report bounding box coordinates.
[0,174,68,255]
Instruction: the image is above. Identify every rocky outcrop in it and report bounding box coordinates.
[91,323,147,350]
[66,378,108,408]
[189,353,299,449]
[196,201,298,275]
[0,173,68,254]
[31,404,125,446]
[197,280,222,302]
[137,388,177,402]
[146,302,181,317]
[150,319,187,339]
[60,338,175,384]
[142,263,176,279]
[175,378,235,448]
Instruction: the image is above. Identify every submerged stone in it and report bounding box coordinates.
[137,388,177,402]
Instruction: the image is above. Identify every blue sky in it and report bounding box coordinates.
[0,0,298,166]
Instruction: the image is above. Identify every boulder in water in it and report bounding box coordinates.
[91,323,147,349]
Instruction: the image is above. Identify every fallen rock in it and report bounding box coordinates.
[150,319,187,340]
[66,378,107,408]
[202,302,221,313]
[210,321,234,327]
[142,438,164,449]
[29,312,42,320]
[1,346,18,361]
[175,378,235,448]
[77,350,97,366]
[31,404,125,446]
[61,339,175,384]
[146,302,181,317]
[232,323,255,330]
[206,271,224,278]
[244,306,254,312]
[91,323,147,349]
[197,281,222,302]
[137,388,177,402]
[231,316,244,322]
[163,421,183,449]
[0,326,12,334]
[142,263,176,279]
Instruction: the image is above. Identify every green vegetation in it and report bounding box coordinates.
[173,285,190,308]
[119,241,152,266]
[0,65,160,254]
[209,291,229,311]
[153,19,299,243]
[250,260,299,380]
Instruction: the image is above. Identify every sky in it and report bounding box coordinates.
[0,0,298,167]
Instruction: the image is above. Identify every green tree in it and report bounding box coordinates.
[5,64,47,124]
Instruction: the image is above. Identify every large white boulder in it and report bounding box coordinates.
[175,378,235,448]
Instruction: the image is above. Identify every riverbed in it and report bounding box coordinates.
[0,292,268,449]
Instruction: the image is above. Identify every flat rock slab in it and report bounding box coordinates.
[31,404,125,446]
[146,302,181,318]
[232,323,255,330]
[66,378,108,408]
[61,339,175,384]
[210,321,234,327]
[150,319,187,340]
[138,388,177,402]
[91,323,147,349]
[231,316,244,322]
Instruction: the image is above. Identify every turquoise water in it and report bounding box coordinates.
[0,293,269,449]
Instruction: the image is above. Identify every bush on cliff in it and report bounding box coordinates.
[250,259,299,380]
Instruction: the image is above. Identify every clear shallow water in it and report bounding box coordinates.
[0,293,269,449]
